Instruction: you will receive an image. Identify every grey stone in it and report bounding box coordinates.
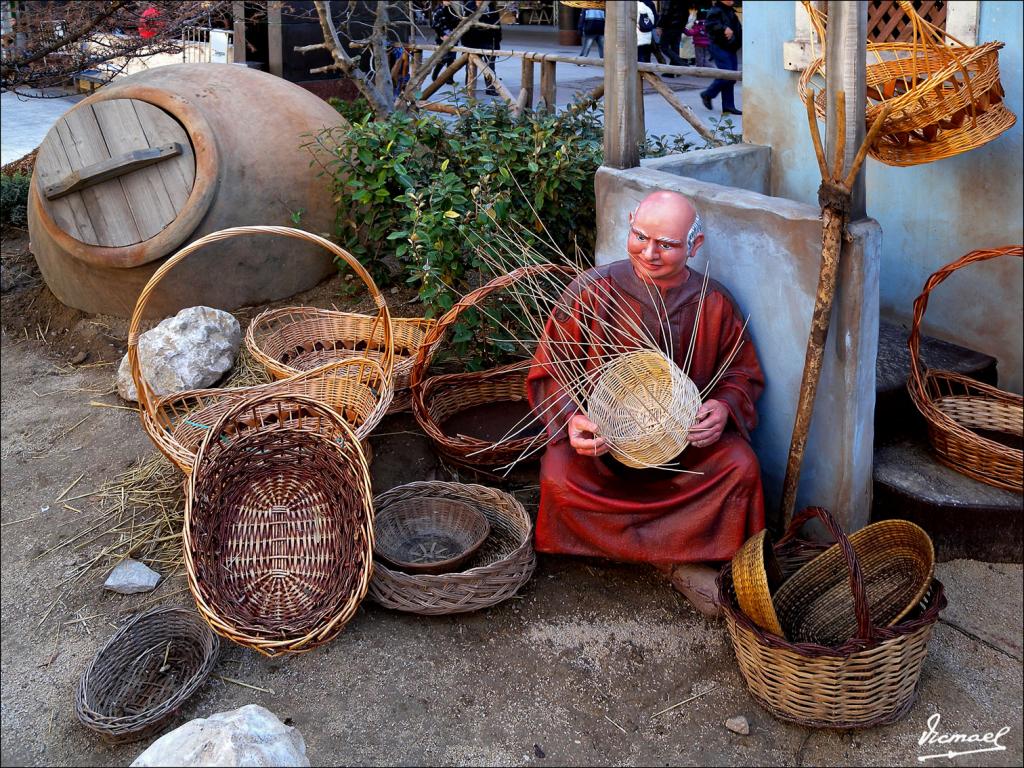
[131,705,309,767]
[104,559,161,594]
[116,306,240,402]
[725,715,750,735]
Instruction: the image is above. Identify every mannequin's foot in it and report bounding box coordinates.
[669,563,721,619]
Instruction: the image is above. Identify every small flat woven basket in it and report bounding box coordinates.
[719,507,946,729]
[128,226,394,474]
[369,481,536,615]
[184,392,374,656]
[908,246,1023,492]
[76,606,219,744]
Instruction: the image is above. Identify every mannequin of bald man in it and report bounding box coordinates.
[526,190,766,618]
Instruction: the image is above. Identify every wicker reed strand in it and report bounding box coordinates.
[718,508,946,729]
[369,481,536,615]
[76,606,219,744]
[184,393,374,656]
[907,246,1023,492]
[128,226,394,473]
[374,497,490,574]
[587,349,702,469]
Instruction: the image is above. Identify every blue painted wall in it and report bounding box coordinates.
[743,0,1023,392]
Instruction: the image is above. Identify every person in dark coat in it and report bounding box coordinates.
[464,0,502,95]
[699,0,742,114]
[657,0,690,71]
[430,0,460,82]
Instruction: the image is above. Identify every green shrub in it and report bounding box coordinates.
[1,172,31,230]
[311,101,604,365]
[328,95,373,124]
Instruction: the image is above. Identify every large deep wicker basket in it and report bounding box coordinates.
[410,265,573,469]
[907,246,1023,492]
[184,392,374,656]
[719,507,946,729]
[76,606,219,744]
[128,226,394,474]
[246,306,435,414]
[799,1,1016,167]
[369,481,536,615]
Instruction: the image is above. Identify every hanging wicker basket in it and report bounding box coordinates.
[559,1,605,9]
[719,507,946,729]
[409,264,573,469]
[75,606,219,744]
[184,392,374,656]
[246,307,436,415]
[369,481,536,615]
[128,226,394,474]
[798,1,1017,167]
[907,246,1023,492]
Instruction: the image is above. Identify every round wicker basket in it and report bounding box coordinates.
[76,606,219,744]
[587,349,702,469]
[184,392,374,656]
[907,246,1023,492]
[719,507,946,729]
[128,226,394,474]
[369,481,536,615]
[374,496,491,575]
[798,1,1017,167]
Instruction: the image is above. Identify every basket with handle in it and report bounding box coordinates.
[128,226,394,473]
[798,0,1016,167]
[718,507,946,729]
[409,264,573,469]
[184,391,374,657]
[907,246,1023,492]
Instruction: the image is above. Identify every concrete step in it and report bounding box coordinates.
[875,320,998,443]
[872,437,1022,563]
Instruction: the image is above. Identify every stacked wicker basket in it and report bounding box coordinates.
[720,507,945,729]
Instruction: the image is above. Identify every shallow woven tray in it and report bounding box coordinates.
[374,497,490,575]
[76,606,219,744]
[719,507,946,729]
[369,481,536,615]
[185,393,374,656]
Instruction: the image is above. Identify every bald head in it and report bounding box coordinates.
[626,191,705,285]
[632,191,703,256]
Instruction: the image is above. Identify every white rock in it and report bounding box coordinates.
[117,306,240,402]
[725,715,750,735]
[104,559,161,594]
[131,705,308,767]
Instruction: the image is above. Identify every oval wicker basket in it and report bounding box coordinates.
[374,496,491,575]
[246,306,436,414]
[410,264,574,469]
[773,517,935,646]
[76,605,219,744]
[184,392,374,656]
[798,1,1017,167]
[718,507,946,729]
[908,246,1023,492]
[369,481,536,615]
[128,226,394,474]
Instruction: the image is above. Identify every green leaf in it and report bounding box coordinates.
[443,210,460,219]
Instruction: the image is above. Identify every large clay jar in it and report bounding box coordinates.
[28,64,347,318]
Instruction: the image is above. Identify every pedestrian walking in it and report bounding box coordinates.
[578,7,605,59]
[699,0,742,115]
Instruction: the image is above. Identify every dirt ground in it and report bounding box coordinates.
[1,243,1022,767]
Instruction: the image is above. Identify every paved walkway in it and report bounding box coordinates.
[1,89,84,166]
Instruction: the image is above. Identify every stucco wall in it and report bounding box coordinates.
[595,162,881,530]
[743,0,1023,392]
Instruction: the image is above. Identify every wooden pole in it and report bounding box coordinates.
[604,0,639,169]
[231,1,246,64]
[417,54,469,102]
[520,55,534,111]
[825,0,867,218]
[641,72,722,147]
[540,60,557,113]
[267,1,283,77]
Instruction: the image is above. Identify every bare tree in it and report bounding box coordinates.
[1,1,230,96]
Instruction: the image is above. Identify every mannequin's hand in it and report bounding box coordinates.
[568,414,609,457]
[687,399,729,448]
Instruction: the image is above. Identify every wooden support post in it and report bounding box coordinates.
[540,59,557,113]
[472,55,517,106]
[520,55,535,112]
[267,0,283,77]
[604,1,639,169]
[825,0,867,219]
[418,54,469,102]
[466,56,478,97]
[641,72,722,146]
[231,0,246,64]
[637,72,646,145]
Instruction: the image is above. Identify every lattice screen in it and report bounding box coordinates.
[867,0,947,42]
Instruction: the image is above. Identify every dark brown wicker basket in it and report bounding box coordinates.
[184,392,374,656]
[374,497,491,575]
[75,605,219,744]
[369,481,536,614]
[719,507,946,729]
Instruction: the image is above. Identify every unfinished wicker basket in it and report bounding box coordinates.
[76,606,219,744]
[247,306,435,414]
[410,264,573,468]
[719,507,946,729]
[908,246,1023,492]
[369,481,536,615]
[128,226,394,474]
[184,392,374,656]
[799,1,1017,167]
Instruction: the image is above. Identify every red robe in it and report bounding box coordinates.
[526,260,766,566]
